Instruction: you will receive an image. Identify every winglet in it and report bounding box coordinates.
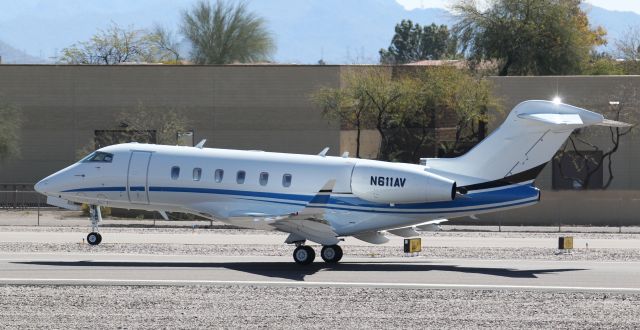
[307,179,336,205]
[318,147,329,157]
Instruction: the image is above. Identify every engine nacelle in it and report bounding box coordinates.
[350,161,456,204]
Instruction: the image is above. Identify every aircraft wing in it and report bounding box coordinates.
[222,180,340,245]
[270,179,339,245]
[353,219,449,243]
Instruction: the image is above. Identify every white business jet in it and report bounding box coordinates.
[34,100,630,264]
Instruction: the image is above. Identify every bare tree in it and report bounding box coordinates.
[554,84,638,189]
[59,22,160,65]
[150,24,182,64]
[76,102,191,160]
[615,26,640,74]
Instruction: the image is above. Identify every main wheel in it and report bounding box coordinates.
[293,246,315,265]
[87,232,102,246]
[321,245,343,264]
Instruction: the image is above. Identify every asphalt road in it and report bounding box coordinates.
[2,229,639,248]
[0,253,638,292]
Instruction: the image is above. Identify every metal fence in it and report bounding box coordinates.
[0,191,48,209]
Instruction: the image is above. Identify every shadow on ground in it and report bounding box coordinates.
[13,260,585,281]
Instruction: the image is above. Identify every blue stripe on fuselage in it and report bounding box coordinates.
[61,183,540,214]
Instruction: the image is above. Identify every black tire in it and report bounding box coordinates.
[321,245,343,264]
[293,246,315,265]
[87,232,101,246]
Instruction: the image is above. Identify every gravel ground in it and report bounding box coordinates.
[1,242,639,261]
[1,285,639,329]
[2,225,640,240]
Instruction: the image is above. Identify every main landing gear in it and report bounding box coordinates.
[87,205,102,246]
[292,243,343,265]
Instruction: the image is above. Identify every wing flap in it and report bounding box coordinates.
[353,231,389,245]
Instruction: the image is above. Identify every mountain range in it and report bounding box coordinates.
[0,0,637,64]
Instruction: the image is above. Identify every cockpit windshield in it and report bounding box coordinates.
[80,151,114,163]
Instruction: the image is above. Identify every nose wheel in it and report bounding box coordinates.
[87,232,102,245]
[87,205,103,246]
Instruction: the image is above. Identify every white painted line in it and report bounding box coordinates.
[0,278,638,292]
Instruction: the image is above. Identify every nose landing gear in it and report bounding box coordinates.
[87,205,102,246]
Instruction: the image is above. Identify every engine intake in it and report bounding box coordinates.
[350,160,456,204]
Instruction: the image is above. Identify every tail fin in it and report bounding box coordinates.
[424,100,631,188]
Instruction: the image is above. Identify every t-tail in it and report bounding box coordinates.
[424,100,632,190]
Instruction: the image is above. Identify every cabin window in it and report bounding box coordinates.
[259,172,269,186]
[81,151,113,163]
[215,169,224,183]
[282,174,292,187]
[171,166,180,180]
[236,170,246,184]
[193,168,202,181]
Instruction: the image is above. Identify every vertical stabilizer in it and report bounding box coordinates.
[424,100,630,187]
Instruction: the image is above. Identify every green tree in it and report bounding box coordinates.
[397,67,499,160]
[581,51,624,75]
[453,0,606,76]
[59,22,169,64]
[181,0,275,64]
[0,101,22,161]
[313,70,371,158]
[313,66,499,163]
[380,20,457,64]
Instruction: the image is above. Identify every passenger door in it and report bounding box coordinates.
[127,151,152,204]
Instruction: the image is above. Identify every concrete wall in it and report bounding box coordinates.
[0,65,342,185]
[1,66,639,225]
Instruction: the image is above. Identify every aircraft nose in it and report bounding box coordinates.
[34,179,48,194]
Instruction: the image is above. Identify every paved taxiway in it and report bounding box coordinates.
[2,229,639,248]
[0,253,638,292]
[2,225,639,328]
[1,228,640,291]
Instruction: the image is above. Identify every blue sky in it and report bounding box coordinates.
[396,0,640,14]
[0,0,638,64]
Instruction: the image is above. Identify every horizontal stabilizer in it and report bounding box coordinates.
[597,119,634,128]
[518,113,583,125]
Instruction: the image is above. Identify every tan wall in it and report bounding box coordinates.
[2,66,640,225]
[459,190,640,226]
[339,129,381,159]
[0,65,342,185]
